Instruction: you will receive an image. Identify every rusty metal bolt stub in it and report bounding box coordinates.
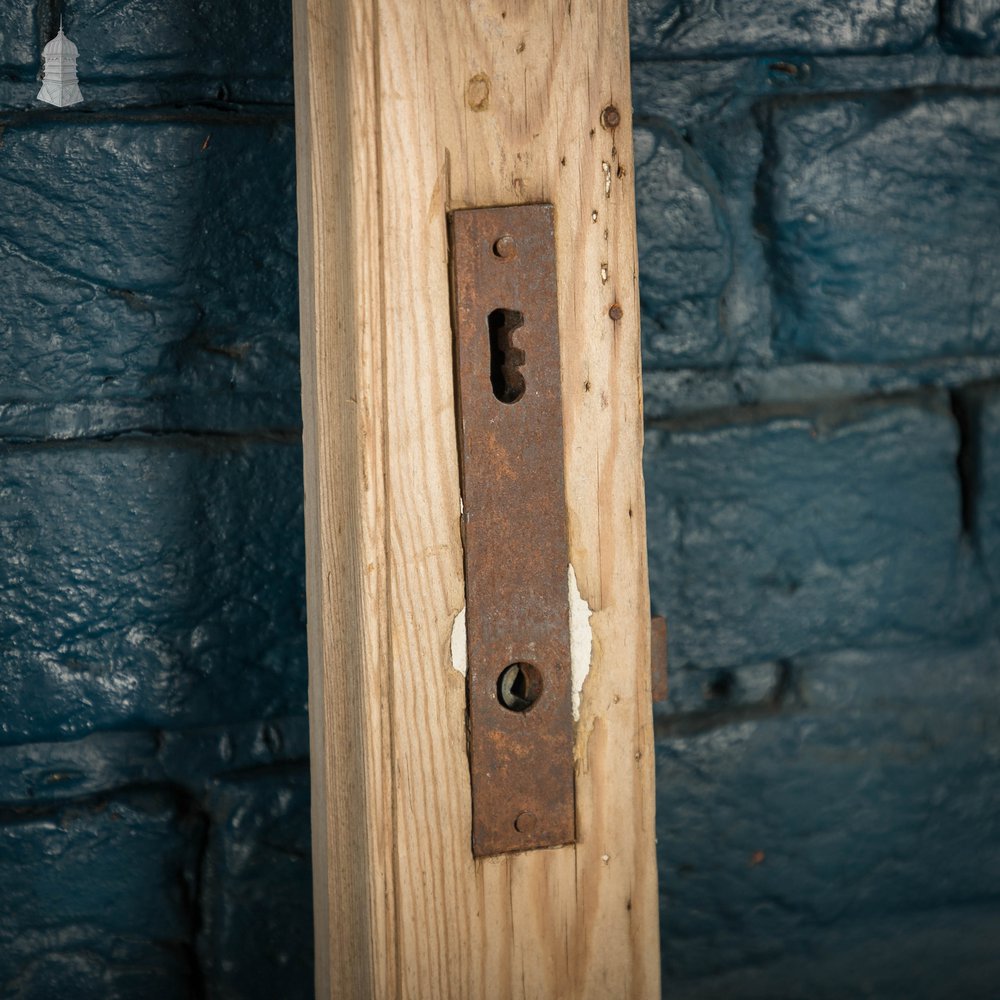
[601,105,621,130]
[514,811,537,834]
[493,234,517,259]
[608,303,623,321]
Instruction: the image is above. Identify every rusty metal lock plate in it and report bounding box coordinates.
[449,203,576,857]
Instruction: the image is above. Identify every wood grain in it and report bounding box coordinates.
[293,0,659,995]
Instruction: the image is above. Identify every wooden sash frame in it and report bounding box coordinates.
[292,2,659,994]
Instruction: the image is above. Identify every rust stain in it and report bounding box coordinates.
[466,73,491,112]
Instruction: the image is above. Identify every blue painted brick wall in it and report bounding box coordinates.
[0,121,299,401]
[1,788,204,997]
[0,3,309,997]
[2,1,999,997]
[633,0,1000,995]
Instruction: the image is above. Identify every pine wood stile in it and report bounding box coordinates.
[293,1,659,997]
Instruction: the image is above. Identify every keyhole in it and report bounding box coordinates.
[488,308,526,404]
[497,662,543,712]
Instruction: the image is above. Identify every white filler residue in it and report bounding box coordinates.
[568,564,593,721]
[450,606,468,677]
[450,565,595,722]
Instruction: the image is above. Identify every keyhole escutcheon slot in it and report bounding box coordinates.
[487,308,526,404]
[497,661,543,712]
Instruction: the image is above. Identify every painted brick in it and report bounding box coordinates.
[1,3,289,79]
[0,393,304,443]
[0,717,310,806]
[941,0,1000,53]
[0,436,306,745]
[200,769,312,999]
[0,120,299,405]
[634,109,772,370]
[641,356,1000,422]
[765,94,1000,363]
[634,124,731,365]
[629,0,936,58]
[665,904,1000,1000]
[0,7,38,72]
[645,399,986,669]
[63,0,290,83]
[655,642,1000,994]
[965,386,1000,596]
[0,788,203,998]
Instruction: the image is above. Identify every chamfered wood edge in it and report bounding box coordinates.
[292,0,395,995]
